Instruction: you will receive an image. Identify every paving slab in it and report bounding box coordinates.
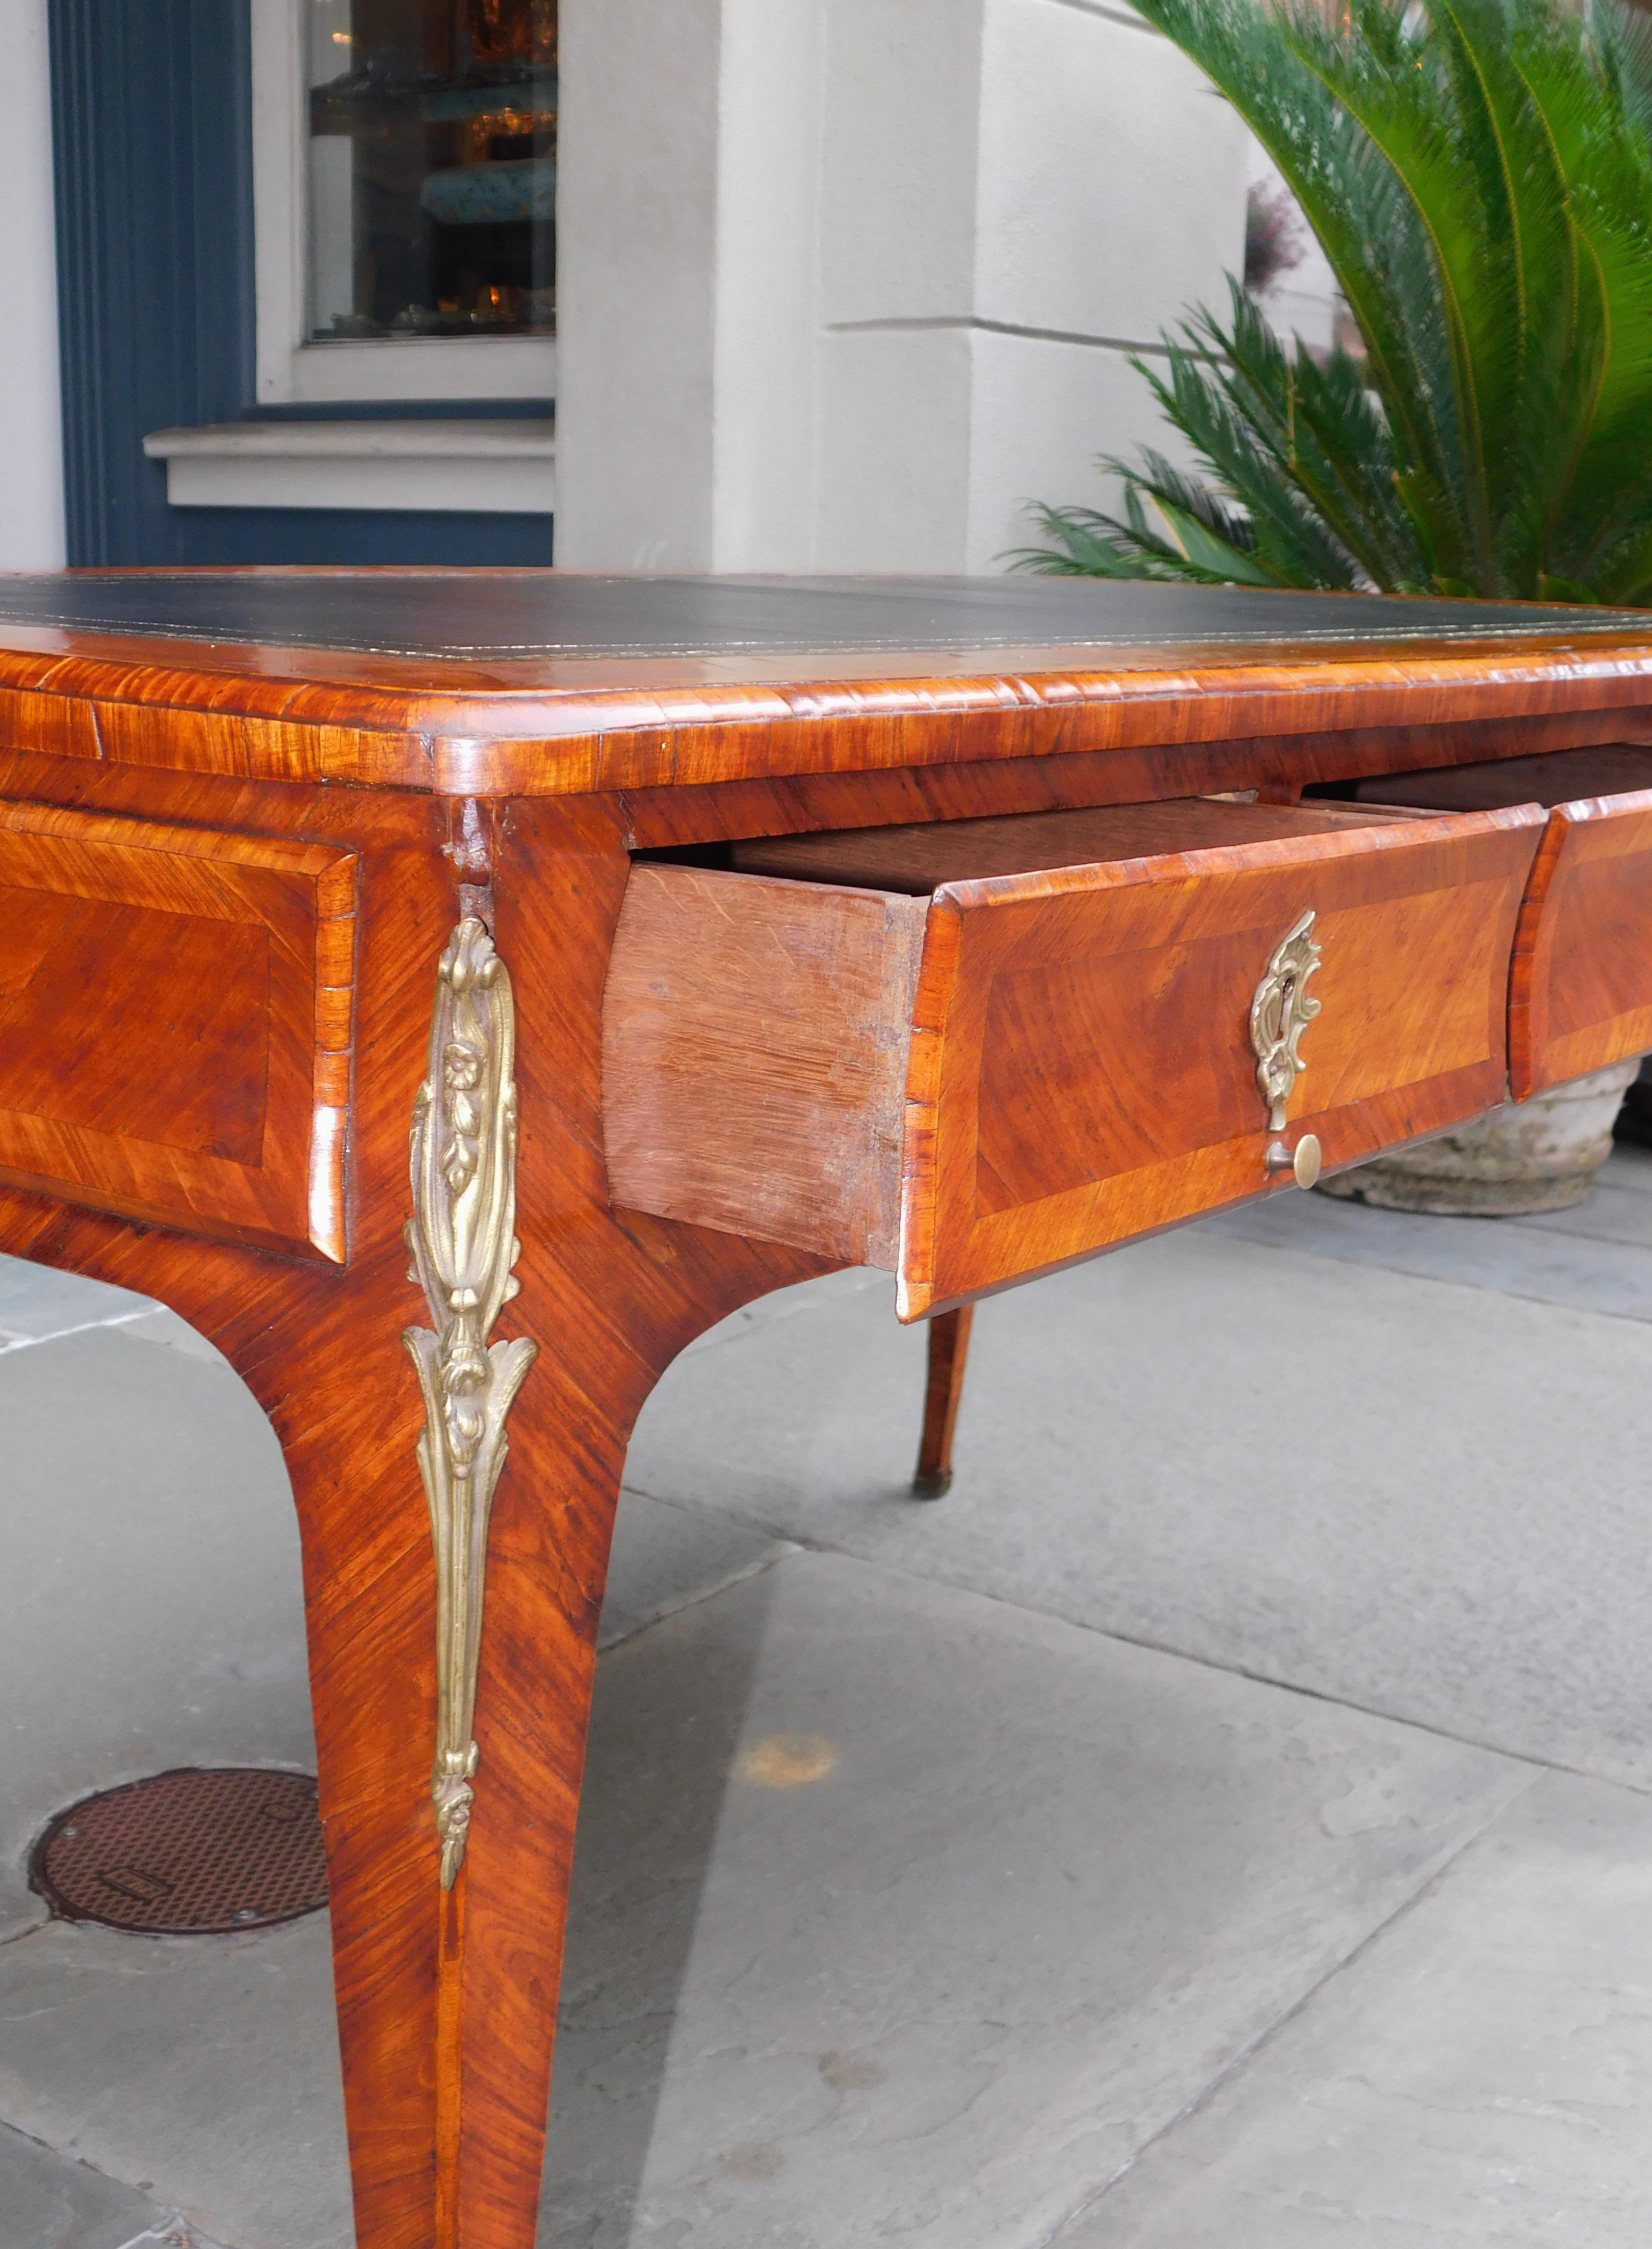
[0,1250,156,1350]
[597,1492,792,1650]
[0,1326,313,1938]
[0,2111,170,2249]
[538,1552,1528,2248]
[0,1248,242,1364]
[678,1264,892,1360]
[0,1915,349,2249]
[1210,1144,1652,1319]
[114,2224,234,2249]
[1514,1143,1652,1250]
[622,1227,1652,1789]
[116,2226,234,2249]
[0,1552,1525,2249]
[1062,1768,1652,2246]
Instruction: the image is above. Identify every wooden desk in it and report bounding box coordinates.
[3,570,1652,2246]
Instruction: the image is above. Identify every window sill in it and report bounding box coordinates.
[142,419,556,514]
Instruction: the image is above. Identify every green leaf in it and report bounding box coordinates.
[1022,0,1652,610]
[1144,491,1282,584]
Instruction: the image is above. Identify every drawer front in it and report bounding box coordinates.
[899,808,1542,1314]
[0,800,356,1260]
[1510,786,1652,1098]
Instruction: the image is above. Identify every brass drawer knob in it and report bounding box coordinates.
[1266,1132,1322,1189]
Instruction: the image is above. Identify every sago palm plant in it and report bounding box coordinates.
[1022,0,1652,603]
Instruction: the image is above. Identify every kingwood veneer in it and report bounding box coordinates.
[4,570,1652,2247]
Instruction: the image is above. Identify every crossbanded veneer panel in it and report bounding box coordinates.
[0,800,356,1259]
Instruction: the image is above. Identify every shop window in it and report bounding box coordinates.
[252,0,558,402]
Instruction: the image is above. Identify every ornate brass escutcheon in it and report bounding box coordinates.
[404,917,538,1888]
[1250,910,1323,1186]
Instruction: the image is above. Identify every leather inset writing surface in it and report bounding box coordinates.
[0,570,1636,661]
[0,802,356,1260]
[2,568,1651,803]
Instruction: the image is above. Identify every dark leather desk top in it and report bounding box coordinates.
[0,570,1648,796]
[0,569,1638,661]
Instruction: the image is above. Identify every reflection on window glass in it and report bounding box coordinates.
[306,0,556,342]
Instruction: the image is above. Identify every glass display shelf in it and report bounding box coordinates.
[306,0,556,346]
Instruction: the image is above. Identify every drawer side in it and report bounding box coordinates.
[602,862,924,1265]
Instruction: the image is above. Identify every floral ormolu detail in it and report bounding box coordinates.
[404,918,538,1889]
[440,1037,485,1197]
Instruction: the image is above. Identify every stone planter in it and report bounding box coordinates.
[1316,1056,1640,1216]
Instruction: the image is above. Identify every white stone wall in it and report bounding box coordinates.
[710,0,830,569]
[812,0,986,572]
[958,0,1246,570]
[554,0,724,568]
[556,0,1249,572]
[0,0,65,570]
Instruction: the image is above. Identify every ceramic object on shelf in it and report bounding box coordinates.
[420,156,556,226]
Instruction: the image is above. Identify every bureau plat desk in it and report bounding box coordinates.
[3,570,1652,2247]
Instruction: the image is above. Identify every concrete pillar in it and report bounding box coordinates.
[812,0,986,572]
[0,0,66,570]
[553,0,722,570]
[709,0,828,570]
[555,0,1248,574]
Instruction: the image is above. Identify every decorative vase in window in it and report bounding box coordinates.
[466,0,555,65]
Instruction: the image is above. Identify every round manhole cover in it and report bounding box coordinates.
[30,1768,327,1934]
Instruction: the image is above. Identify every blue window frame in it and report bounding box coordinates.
[48,0,554,566]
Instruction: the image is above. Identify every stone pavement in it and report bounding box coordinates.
[6,1152,1652,2246]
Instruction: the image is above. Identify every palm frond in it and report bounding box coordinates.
[1020,0,1652,609]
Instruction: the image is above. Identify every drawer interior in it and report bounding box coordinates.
[1342,742,1652,811]
[726,794,1410,894]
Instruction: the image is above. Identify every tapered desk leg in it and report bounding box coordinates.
[358,802,836,2249]
[205,1254,740,2249]
[298,816,840,2247]
[320,1250,820,2249]
[912,1305,974,1498]
[292,1065,824,2245]
[215,1232,813,2249]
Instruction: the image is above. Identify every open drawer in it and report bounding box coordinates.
[602,796,1543,1316]
[1350,745,1652,1098]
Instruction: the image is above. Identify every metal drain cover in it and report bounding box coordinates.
[31,1768,327,1934]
